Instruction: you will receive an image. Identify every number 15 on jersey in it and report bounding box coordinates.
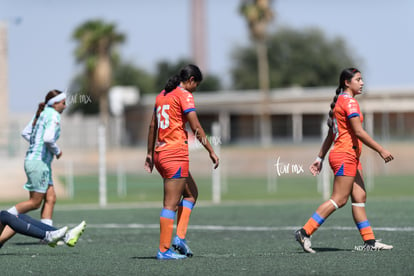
[157,105,170,129]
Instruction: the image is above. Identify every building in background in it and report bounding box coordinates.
[124,86,414,146]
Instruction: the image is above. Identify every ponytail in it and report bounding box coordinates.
[32,103,46,127]
[163,64,203,94]
[326,87,342,128]
[32,89,62,127]
[164,75,181,93]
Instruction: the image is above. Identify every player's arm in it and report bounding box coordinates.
[21,119,34,142]
[186,111,219,169]
[43,117,62,159]
[145,112,158,173]
[309,128,334,176]
[349,116,394,163]
[318,128,334,160]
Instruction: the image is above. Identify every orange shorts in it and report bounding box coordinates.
[329,151,362,177]
[154,148,189,179]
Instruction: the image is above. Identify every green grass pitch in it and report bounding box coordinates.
[1,174,413,275]
[57,173,414,204]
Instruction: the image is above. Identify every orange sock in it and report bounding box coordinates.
[176,200,194,239]
[356,220,375,241]
[303,212,326,236]
[159,208,176,252]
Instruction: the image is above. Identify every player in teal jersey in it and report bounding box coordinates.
[0,90,66,243]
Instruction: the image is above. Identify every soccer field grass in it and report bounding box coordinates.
[1,200,413,275]
[53,173,414,205]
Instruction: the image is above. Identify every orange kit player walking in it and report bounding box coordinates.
[295,68,394,253]
[145,64,219,260]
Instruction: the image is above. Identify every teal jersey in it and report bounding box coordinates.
[23,106,62,165]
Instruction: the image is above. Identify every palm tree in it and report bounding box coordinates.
[73,19,125,126]
[240,0,274,145]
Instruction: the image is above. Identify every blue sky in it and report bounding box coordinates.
[1,0,413,113]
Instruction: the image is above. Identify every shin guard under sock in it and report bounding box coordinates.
[176,200,194,239]
[356,220,375,241]
[303,212,326,236]
[159,208,175,252]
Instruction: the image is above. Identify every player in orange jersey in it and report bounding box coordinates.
[295,68,394,253]
[145,64,219,260]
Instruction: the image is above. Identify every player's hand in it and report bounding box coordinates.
[309,160,322,176]
[210,152,219,169]
[144,154,154,173]
[379,149,394,163]
[57,151,62,159]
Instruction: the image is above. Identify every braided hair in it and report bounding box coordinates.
[164,64,203,93]
[327,68,360,128]
[32,90,63,127]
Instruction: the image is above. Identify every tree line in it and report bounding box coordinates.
[69,1,358,118]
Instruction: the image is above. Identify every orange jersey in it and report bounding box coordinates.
[331,93,363,158]
[154,86,196,152]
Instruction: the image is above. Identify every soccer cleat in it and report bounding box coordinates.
[156,248,187,260]
[295,229,316,253]
[172,235,193,257]
[45,226,68,248]
[362,240,393,251]
[64,221,86,247]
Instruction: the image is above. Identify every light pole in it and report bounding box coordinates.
[191,0,207,72]
[0,17,21,155]
[0,21,9,151]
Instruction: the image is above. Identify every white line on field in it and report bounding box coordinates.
[82,224,414,232]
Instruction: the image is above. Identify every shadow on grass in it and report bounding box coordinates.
[131,256,157,260]
[311,247,352,253]
[294,247,352,253]
[11,242,43,246]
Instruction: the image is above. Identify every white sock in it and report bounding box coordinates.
[41,219,53,226]
[7,206,18,216]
